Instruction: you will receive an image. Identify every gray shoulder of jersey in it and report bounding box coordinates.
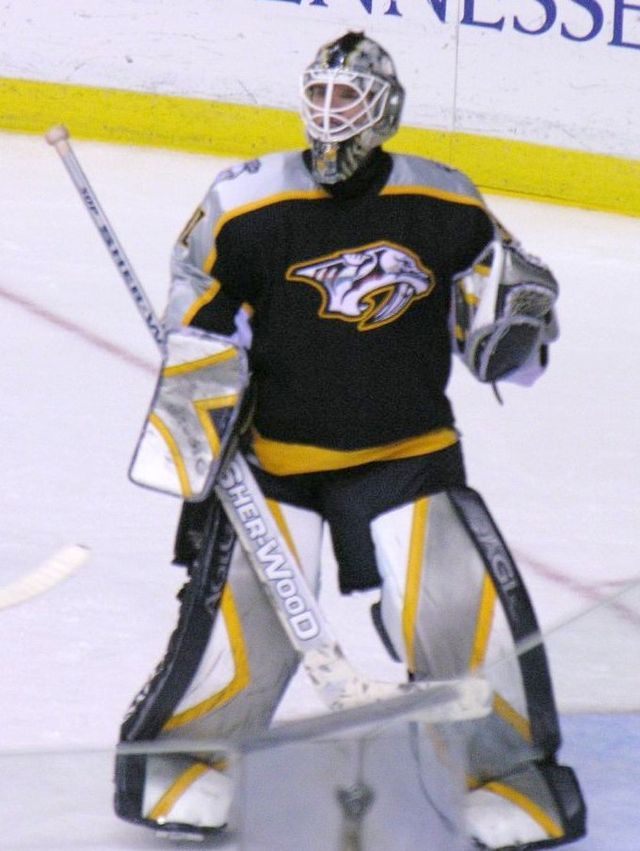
[388,153,485,205]
[207,151,317,214]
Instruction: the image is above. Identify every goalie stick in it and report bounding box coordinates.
[46,126,489,719]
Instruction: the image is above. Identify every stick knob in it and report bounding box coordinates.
[45,124,70,146]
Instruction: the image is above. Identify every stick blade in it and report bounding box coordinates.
[0,544,90,610]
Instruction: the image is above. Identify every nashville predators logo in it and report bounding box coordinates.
[286,241,435,331]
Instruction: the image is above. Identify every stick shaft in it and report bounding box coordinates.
[47,129,166,350]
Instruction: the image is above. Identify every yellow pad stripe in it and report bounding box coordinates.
[162,346,236,377]
[468,574,497,671]
[162,583,250,731]
[484,781,565,839]
[193,394,239,459]
[403,497,430,673]
[149,412,192,499]
[493,691,532,743]
[147,762,211,821]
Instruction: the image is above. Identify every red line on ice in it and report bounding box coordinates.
[515,548,640,628]
[0,284,156,375]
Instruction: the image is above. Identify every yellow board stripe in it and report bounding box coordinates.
[403,497,430,673]
[468,573,497,671]
[0,77,306,157]
[149,412,192,499]
[146,762,211,821]
[252,427,458,476]
[484,781,565,839]
[162,345,236,377]
[2,76,638,217]
[162,583,250,731]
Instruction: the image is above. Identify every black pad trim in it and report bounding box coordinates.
[447,486,561,754]
[114,495,236,823]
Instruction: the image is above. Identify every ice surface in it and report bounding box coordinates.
[0,131,638,848]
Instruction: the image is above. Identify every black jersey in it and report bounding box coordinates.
[167,149,495,474]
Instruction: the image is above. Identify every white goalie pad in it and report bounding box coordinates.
[129,329,249,501]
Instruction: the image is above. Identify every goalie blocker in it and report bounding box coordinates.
[129,328,249,501]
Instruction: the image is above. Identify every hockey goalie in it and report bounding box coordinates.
[115,31,586,850]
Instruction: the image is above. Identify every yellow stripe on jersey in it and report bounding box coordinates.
[182,189,330,327]
[381,184,487,210]
[252,427,458,476]
[199,188,330,279]
[181,280,221,326]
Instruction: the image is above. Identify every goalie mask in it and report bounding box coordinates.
[300,31,405,184]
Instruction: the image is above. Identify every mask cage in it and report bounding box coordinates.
[301,69,391,144]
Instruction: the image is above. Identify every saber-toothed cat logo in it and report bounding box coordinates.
[287,241,435,331]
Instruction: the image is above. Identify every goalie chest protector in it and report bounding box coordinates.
[177,150,494,454]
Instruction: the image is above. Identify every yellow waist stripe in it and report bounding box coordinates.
[252,427,458,476]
